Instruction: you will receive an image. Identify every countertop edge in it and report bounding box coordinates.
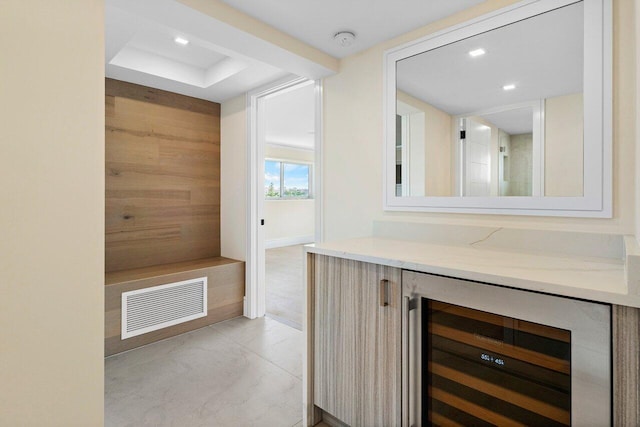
[305,240,640,308]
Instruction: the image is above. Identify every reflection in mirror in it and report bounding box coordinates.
[395,2,584,198]
[490,109,534,197]
[460,103,539,197]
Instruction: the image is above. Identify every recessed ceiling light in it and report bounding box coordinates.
[503,84,516,91]
[174,37,189,46]
[469,48,486,57]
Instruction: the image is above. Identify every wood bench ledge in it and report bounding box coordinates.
[105,257,243,286]
[104,256,245,356]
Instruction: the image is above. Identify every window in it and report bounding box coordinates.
[265,160,311,199]
[265,160,281,198]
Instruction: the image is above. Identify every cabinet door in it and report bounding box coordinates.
[313,255,401,426]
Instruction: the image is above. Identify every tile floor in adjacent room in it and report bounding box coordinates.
[265,244,306,330]
[105,316,303,427]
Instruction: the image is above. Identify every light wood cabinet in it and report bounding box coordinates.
[613,305,640,426]
[309,254,401,426]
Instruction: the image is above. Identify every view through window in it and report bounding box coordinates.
[265,160,311,199]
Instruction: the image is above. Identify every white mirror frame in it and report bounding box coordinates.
[383,0,612,217]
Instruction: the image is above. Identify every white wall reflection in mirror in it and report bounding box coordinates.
[384,0,611,217]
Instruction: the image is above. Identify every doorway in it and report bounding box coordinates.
[462,117,492,197]
[246,78,322,326]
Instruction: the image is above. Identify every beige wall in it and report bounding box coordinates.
[509,133,534,197]
[545,92,584,196]
[265,144,315,245]
[323,0,636,239]
[221,95,248,261]
[265,199,315,245]
[0,1,105,425]
[396,91,452,196]
[266,144,315,162]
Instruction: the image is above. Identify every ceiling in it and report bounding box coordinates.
[264,82,315,149]
[219,0,485,58]
[106,0,333,102]
[397,2,584,117]
[478,107,533,136]
[104,1,582,139]
[106,0,487,102]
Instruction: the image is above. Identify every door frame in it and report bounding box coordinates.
[245,77,323,319]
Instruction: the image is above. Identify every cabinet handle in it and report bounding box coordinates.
[403,296,410,427]
[380,279,389,307]
[404,296,418,427]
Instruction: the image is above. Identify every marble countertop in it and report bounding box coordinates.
[305,236,640,307]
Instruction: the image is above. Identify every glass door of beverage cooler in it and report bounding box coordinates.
[423,299,571,426]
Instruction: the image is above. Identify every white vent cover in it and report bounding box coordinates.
[121,277,207,339]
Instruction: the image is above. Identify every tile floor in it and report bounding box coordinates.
[265,245,306,330]
[105,316,303,427]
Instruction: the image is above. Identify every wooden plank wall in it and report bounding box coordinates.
[105,78,221,272]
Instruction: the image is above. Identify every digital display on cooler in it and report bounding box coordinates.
[481,353,505,366]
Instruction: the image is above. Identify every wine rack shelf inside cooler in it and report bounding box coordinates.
[425,299,571,426]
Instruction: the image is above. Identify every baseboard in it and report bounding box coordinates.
[266,235,314,249]
[265,312,302,331]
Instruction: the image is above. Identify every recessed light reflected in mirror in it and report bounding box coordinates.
[174,37,189,46]
[468,48,486,57]
[502,84,516,91]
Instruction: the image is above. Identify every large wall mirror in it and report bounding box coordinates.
[384,0,611,217]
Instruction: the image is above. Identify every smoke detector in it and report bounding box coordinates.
[334,31,356,48]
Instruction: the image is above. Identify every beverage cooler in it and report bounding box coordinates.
[402,271,611,427]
